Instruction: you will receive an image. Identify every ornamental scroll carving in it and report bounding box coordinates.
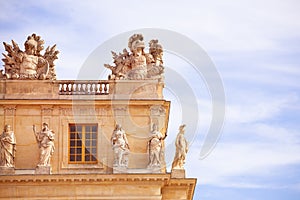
[1,33,59,80]
[104,34,164,81]
[3,106,16,116]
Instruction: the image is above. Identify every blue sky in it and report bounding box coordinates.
[1,0,300,199]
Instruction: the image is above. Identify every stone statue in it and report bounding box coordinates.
[104,33,164,80]
[111,124,130,167]
[33,123,55,167]
[172,124,188,169]
[148,124,166,168]
[0,125,16,167]
[1,33,59,80]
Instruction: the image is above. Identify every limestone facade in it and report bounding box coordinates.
[0,33,196,199]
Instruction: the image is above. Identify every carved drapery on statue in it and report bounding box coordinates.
[111,124,130,167]
[147,123,166,168]
[1,33,59,80]
[33,123,55,167]
[104,34,164,81]
[172,124,189,170]
[0,125,16,168]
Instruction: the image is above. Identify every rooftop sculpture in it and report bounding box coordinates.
[1,33,59,80]
[104,34,164,81]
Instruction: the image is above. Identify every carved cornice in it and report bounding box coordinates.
[0,174,170,184]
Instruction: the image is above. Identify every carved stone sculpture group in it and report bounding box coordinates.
[1,33,59,80]
[0,123,55,174]
[104,34,164,81]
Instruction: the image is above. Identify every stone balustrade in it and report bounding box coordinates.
[0,79,163,99]
[58,80,110,95]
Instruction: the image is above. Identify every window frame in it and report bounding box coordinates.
[68,123,98,164]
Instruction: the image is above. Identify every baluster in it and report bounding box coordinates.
[87,83,91,94]
[63,84,67,93]
[82,84,86,94]
[95,83,99,94]
[99,83,103,94]
[104,83,108,94]
[59,84,62,94]
[91,83,96,94]
[72,83,76,95]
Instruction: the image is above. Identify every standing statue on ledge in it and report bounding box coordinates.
[148,124,167,168]
[111,124,130,167]
[0,125,16,168]
[33,123,55,167]
[1,33,59,80]
[172,124,188,169]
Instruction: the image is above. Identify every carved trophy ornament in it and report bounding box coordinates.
[111,124,130,167]
[172,124,189,169]
[1,33,59,80]
[104,34,164,81]
[33,123,55,167]
[0,125,16,168]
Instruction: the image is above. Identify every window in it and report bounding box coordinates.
[69,124,97,164]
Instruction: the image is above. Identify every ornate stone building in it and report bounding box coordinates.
[0,34,196,199]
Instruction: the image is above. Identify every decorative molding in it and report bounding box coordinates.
[113,106,128,116]
[150,105,166,116]
[59,107,109,116]
[41,105,53,116]
[3,105,16,116]
[0,174,171,183]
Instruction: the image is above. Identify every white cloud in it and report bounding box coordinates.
[226,92,299,124]
[186,140,300,188]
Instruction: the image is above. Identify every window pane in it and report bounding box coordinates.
[85,133,90,139]
[85,148,90,155]
[92,133,97,139]
[70,140,75,147]
[91,156,97,161]
[70,148,75,154]
[92,140,97,146]
[85,155,91,161]
[76,155,81,161]
[85,140,90,147]
[76,126,82,132]
[76,140,82,146]
[70,126,76,132]
[92,148,97,155]
[76,148,82,154]
[77,133,82,139]
[70,133,76,139]
[92,126,97,132]
[70,155,75,161]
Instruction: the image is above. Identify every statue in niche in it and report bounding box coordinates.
[147,123,167,168]
[111,124,130,167]
[1,33,59,80]
[172,124,189,169]
[33,123,55,167]
[104,33,164,80]
[0,125,16,168]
